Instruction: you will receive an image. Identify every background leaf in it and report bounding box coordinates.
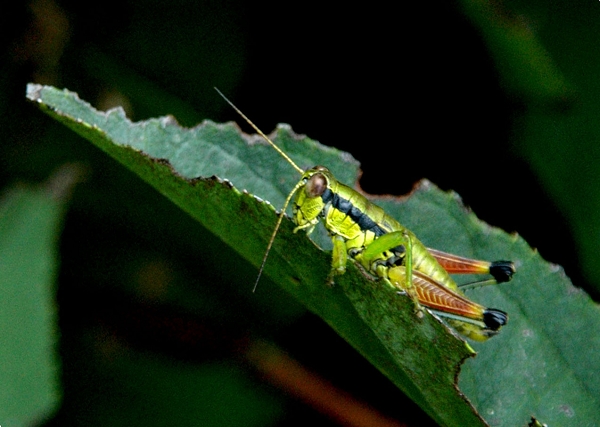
[28,84,600,426]
[0,166,77,426]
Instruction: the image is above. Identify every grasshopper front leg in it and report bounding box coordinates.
[328,235,348,285]
[294,220,348,285]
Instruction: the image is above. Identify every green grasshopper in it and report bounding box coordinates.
[216,89,515,341]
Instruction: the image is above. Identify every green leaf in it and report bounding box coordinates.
[27,84,600,427]
[0,166,77,425]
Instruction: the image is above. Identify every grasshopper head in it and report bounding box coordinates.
[293,166,335,231]
[303,166,333,197]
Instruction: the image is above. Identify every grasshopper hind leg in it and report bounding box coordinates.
[426,248,516,286]
[483,308,508,330]
[435,308,508,342]
[489,261,516,283]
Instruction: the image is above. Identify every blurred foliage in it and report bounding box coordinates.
[0,169,76,426]
[2,0,600,426]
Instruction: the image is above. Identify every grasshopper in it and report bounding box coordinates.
[216,89,515,341]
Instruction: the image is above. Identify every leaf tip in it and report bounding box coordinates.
[26,82,44,102]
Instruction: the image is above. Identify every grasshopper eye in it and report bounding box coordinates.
[305,173,327,198]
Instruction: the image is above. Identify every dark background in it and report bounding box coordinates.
[2,0,598,425]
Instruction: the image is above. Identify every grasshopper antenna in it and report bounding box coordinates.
[252,179,304,292]
[214,88,304,174]
[215,88,305,291]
